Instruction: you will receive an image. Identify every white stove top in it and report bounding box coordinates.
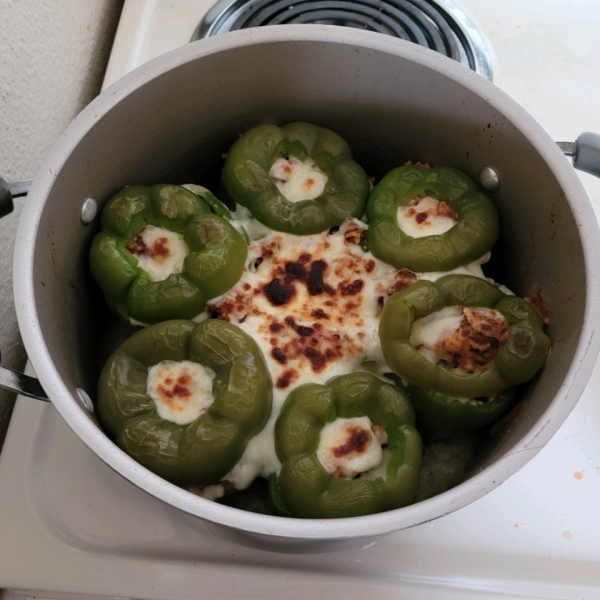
[2,1,600,598]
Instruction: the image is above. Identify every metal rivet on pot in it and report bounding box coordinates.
[479,167,500,192]
[76,387,94,414]
[80,197,98,225]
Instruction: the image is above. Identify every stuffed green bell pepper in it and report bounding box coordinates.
[406,385,517,440]
[273,373,422,519]
[97,319,272,487]
[367,165,499,271]
[90,184,247,324]
[221,122,370,235]
[379,274,551,398]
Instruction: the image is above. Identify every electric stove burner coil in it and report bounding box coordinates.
[192,0,492,79]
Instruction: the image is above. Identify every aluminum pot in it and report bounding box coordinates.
[4,26,600,552]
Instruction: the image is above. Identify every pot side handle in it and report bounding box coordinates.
[0,176,32,218]
[0,177,49,402]
[0,361,49,402]
[558,132,600,178]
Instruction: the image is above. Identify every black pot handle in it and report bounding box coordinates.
[0,177,32,218]
[557,132,600,178]
[0,350,49,401]
[0,177,49,401]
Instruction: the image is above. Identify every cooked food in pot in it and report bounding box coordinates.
[93,122,551,519]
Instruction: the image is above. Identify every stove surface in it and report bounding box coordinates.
[2,0,600,598]
[2,361,600,598]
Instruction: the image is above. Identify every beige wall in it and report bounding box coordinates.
[0,0,123,448]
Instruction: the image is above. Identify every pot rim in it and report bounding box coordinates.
[13,25,600,540]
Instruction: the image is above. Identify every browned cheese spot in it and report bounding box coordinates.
[387,269,417,295]
[437,200,458,220]
[263,278,296,306]
[276,369,298,389]
[333,426,371,458]
[311,308,329,319]
[307,260,335,296]
[157,374,192,409]
[152,237,170,259]
[271,347,287,364]
[343,223,363,245]
[339,279,364,296]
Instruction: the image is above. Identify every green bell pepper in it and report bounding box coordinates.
[89,184,248,324]
[221,122,370,235]
[182,184,250,243]
[366,165,499,271]
[379,275,551,398]
[273,373,422,519]
[407,385,517,440]
[97,319,272,487]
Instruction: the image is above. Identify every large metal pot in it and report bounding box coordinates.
[4,26,600,552]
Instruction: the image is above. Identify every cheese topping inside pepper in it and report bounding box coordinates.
[127,225,188,282]
[411,306,509,375]
[397,196,458,238]
[317,416,387,478]
[147,360,216,425]
[269,156,328,203]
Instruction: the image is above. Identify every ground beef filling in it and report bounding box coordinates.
[127,235,170,259]
[437,308,509,374]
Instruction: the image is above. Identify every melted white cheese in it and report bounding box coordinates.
[397,196,458,238]
[317,416,387,478]
[133,225,188,282]
[269,156,327,202]
[206,220,494,491]
[361,447,393,481]
[147,360,216,425]
[230,204,272,241]
[187,484,226,501]
[419,252,490,282]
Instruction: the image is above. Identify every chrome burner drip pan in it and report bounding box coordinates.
[192,0,492,78]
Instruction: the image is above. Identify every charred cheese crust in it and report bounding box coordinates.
[204,219,494,490]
